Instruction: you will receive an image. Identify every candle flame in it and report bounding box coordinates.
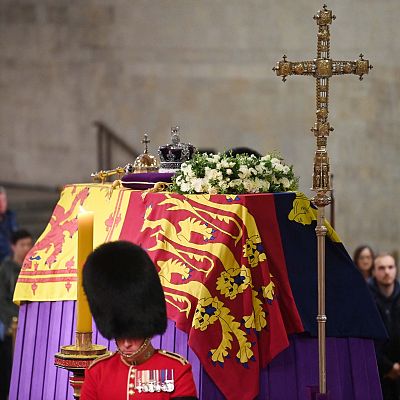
[79,206,89,214]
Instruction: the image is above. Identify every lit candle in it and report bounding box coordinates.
[76,208,94,333]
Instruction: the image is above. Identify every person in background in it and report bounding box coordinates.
[81,241,198,400]
[353,245,375,281]
[0,186,18,264]
[0,229,33,400]
[368,253,400,400]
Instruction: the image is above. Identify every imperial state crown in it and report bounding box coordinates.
[158,126,196,172]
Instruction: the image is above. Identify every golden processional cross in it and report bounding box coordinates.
[273,5,372,396]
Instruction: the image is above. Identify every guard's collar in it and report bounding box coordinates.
[117,338,155,366]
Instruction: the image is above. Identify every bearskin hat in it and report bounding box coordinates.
[82,241,167,339]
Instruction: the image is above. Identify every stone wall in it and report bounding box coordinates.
[0,0,399,254]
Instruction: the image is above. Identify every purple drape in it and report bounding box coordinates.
[10,300,382,400]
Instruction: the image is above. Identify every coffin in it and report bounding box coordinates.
[11,184,386,399]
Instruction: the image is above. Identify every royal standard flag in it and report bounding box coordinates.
[14,184,131,302]
[14,185,386,400]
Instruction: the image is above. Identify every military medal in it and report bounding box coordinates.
[135,369,175,393]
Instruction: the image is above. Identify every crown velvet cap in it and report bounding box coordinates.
[121,172,174,190]
[82,241,167,339]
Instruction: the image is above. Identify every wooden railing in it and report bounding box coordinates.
[93,121,138,171]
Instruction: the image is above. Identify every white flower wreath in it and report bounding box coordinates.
[170,152,299,194]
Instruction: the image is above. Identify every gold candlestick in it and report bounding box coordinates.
[273,4,371,395]
[54,333,111,399]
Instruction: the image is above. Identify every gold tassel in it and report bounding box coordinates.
[107,180,121,199]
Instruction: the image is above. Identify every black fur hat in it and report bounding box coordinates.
[82,241,167,339]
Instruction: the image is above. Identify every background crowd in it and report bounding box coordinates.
[353,245,400,400]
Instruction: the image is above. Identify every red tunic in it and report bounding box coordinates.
[81,350,198,400]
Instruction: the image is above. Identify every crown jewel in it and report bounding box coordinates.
[132,133,159,173]
[158,126,196,172]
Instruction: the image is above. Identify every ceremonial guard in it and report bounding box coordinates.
[80,241,198,400]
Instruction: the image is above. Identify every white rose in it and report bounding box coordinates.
[180,182,191,192]
[281,177,290,189]
[220,159,230,168]
[243,179,257,193]
[274,163,284,172]
[229,179,242,188]
[255,164,264,173]
[205,168,222,181]
[238,165,250,179]
[262,180,270,191]
[204,169,211,180]
[254,178,264,191]
[248,167,258,176]
[183,164,194,178]
[193,178,204,193]
[220,181,228,190]
[226,169,232,175]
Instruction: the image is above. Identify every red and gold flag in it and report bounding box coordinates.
[120,191,303,400]
[14,184,131,302]
[14,184,304,400]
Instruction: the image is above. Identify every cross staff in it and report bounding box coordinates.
[273,5,372,395]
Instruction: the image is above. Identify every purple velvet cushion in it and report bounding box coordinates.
[121,172,174,190]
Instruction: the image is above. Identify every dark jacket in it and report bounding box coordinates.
[0,210,18,263]
[0,257,20,331]
[368,278,400,376]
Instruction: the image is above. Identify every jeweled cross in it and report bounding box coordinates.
[273,4,372,206]
[273,5,372,396]
[142,133,150,154]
